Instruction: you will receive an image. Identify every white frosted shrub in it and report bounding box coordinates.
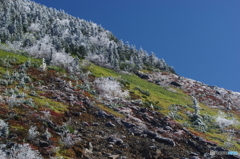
[60,133,81,148]
[215,111,238,129]
[0,143,43,159]
[0,119,9,137]
[94,77,129,101]
[28,126,39,140]
[41,110,51,120]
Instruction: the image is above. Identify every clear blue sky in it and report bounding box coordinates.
[33,0,240,92]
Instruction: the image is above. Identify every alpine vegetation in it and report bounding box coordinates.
[191,96,208,133]
[1,0,240,158]
[215,111,238,131]
[0,119,9,137]
[0,143,43,159]
[0,0,174,73]
[28,126,40,140]
[94,77,129,101]
[39,58,47,71]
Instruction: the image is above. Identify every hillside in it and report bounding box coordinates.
[0,0,240,158]
[0,50,239,159]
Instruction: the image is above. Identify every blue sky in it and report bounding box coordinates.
[33,0,240,92]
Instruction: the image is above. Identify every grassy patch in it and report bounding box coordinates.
[0,50,41,66]
[31,96,68,114]
[121,73,192,111]
[88,63,119,77]
[97,104,125,118]
[47,65,66,73]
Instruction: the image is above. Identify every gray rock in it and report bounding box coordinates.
[108,142,115,145]
[121,143,129,148]
[157,128,168,134]
[190,152,198,156]
[196,136,204,142]
[155,136,175,146]
[107,144,114,149]
[164,126,173,131]
[121,120,135,128]
[105,153,112,156]
[129,128,143,136]
[143,130,158,138]
[205,141,217,146]
[71,111,81,117]
[92,123,99,126]
[188,139,198,147]
[97,110,112,118]
[190,157,200,159]
[82,122,90,126]
[108,155,120,159]
[170,81,181,87]
[55,78,63,82]
[164,116,171,121]
[136,72,150,79]
[84,100,97,108]
[38,140,50,147]
[149,145,157,150]
[140,134,147,138]
[105,121,116,127]
[107,136,124,145]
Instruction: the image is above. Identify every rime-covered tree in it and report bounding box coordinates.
[0,0,174,73]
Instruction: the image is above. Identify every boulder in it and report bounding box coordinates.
[170,81,181,87]
[108,155,119,159]
[92,123,99,126]
[155,136,175,146]
[143,130,158,138]
[107,136,124,145]
[97,110,109,118]
[121,120,136,128]
[164,126,173,132]
[38,140,50,147]
[136,72,150,79]
[105,121,116,127]
[129,128,143,136]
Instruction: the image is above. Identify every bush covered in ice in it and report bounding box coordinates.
[215,111,238,130]
[60,133,81,148]
[0,143,43,159]
[0,119,9,137]
[94,77,129,101]
[28,126,39,140]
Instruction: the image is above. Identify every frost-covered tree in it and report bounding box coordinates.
[0,0,174,73]
[191,96,208,132]
[192,96,200,116]
[40,58,47,71]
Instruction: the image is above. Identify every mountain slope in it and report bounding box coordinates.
[0,49,239,159]
[0,0,240,158]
